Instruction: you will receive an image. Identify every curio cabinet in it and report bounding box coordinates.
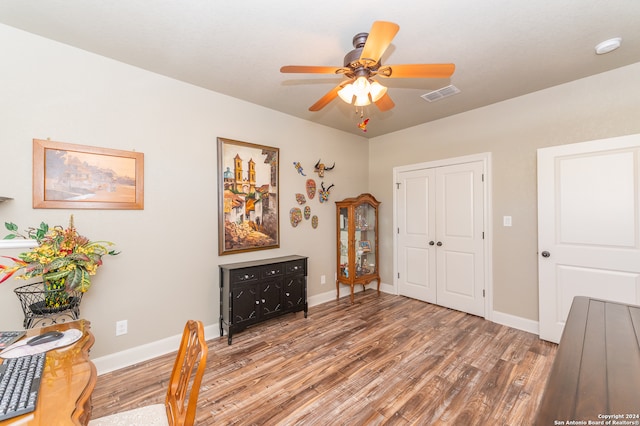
[335,193,380,303]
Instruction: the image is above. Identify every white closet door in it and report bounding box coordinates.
[435,161,485,317]
[397,168,437,303]
[396,160,485,317]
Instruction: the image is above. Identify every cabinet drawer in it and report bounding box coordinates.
[285,260,306,275]
[230,269,259,284]
[261,264,283,278]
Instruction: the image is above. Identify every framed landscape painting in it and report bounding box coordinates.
[217,137,279,255]
[33,139,144,209]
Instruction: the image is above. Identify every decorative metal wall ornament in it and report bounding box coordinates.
[318,182,334,203]
[313,159,335,178]
[290,207,302,227]
[293,161,306,176]
[306,179,316,199]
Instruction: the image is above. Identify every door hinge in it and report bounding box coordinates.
[482,231,485,239]
[397,227,400,234]
[397,272,400,279]
[482,174,485,182]
[483,289,485,297]
[396,182,401,189]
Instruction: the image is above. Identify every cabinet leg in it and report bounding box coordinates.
[219,317,224,337]
[227,334,232,345]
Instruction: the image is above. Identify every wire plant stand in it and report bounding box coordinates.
[14,282,83,329]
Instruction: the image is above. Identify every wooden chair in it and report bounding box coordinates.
[90,320,208,426]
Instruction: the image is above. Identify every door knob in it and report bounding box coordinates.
[429,241,435,246]
[541,251,550,258]
[436,241,443,246]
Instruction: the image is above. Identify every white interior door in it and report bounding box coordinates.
[397,168,437,302]
[538,134,640,343]
[396,160,485,317]
[435,162,485,317]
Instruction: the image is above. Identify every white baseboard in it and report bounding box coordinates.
[491,310,539,335]
[93,324,220,375]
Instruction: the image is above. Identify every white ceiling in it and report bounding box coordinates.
[1,1,639,138]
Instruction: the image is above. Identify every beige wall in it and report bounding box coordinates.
[0,24,368,358]
[369,61,640,321]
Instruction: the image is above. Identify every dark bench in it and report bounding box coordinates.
[536,296,640,424]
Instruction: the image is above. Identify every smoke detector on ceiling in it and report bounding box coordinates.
[595,38,622,55]
[421,85,460,102]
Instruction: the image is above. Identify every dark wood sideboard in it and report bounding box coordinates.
[536,296,640,424]
[219,255,308,344]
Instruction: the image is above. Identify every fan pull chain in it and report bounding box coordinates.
[355,106,370,132]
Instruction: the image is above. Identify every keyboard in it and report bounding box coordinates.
[0,353,45,421]
[0,331,26,351]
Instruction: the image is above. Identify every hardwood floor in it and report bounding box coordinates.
[91,291,557,425]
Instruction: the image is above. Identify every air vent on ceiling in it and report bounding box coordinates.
[421,85,460,102]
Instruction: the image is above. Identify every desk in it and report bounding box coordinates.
[0,320,96,426]
[536,297,640,423]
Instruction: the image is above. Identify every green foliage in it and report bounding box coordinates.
[0,216,118,292]
[3,221,49,242]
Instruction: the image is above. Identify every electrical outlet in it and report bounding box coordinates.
[116,320,128,336]
[321,275,326,285]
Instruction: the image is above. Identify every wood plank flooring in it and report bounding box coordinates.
[91,291,557,425]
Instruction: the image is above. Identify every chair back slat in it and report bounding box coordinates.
[165,320,208,426]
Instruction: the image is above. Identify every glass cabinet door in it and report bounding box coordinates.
[354,202,376,278]
[338,207,349,279]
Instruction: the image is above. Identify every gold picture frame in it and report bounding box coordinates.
[217,137,279,255]
[33,139,144,209]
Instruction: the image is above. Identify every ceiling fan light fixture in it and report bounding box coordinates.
[338,76,385,106]
[369,80,387,102]
[352,76,371,98]
[337,84,355,103]
[354,93,371,107]
[281,21,456,114]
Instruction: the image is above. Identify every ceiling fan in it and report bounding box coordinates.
[280,21,455,112]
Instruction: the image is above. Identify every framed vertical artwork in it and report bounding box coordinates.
[32,139,144,209]
[217,137,280,255]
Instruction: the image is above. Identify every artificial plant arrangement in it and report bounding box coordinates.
[0,215,118,307]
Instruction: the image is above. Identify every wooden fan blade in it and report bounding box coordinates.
[280,65,342,74]
[375,93,395,112]
[309,84,343,111]
[359,21,400,65]
[379,63,456,79]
